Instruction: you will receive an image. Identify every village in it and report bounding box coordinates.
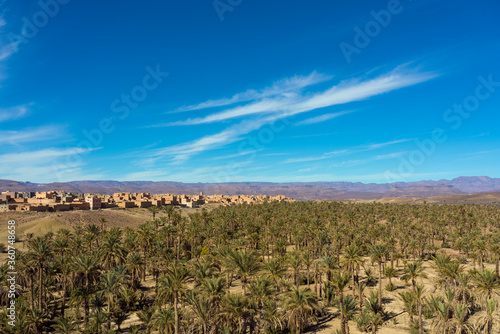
[0,190,294,212]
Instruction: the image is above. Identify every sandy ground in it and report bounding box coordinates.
[0,207,205,261]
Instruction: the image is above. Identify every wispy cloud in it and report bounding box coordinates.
[296,110,355,125]
[0,105,30,122]
[145,66,436,163]
[0,147,103,182]
[211,149,264,160]
[463,149,500,156]
[283,139,412,164]
[0,147,99,164]
[158,68,436,127]
[0,14,21,74]
[173,71,331,112]
[331,151,407,168]
[1,125,65,144]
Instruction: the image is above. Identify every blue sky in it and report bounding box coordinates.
[0,0,499,183]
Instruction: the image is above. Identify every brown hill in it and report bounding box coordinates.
[1,176,499,200]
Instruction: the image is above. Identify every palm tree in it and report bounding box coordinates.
[369,244,387,308]
[100,231,126,270]
[384,266,399,291]
[448,304,474,334]
[288,252,303,288]
[125,252,144,288]
[100,269,124,329]
[27,236,52,310]
[401,261,427,289]
[355,282,366,310]
[158,262,190,334]
[337,295,358,334]
[265,258,287,292]
[99,217,107,231]
[282,286,321,334]
[341,244,363,295]
[331,270,351,334]
[476,299,497,334]
[137,306,155,334]
[148,205,159,220]
[220,293,253,333]
[163,205,176,225]
[152,307,175,334]
[473,269,500,302]
[302,250,314,288]
[201,277,226,306]
[185,291,213,334]
[52,316,79,334]
[414,284,425,334]
[227,250,261,295]
[249,276,273,333]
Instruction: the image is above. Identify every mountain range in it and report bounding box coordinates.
[1,176,500,200]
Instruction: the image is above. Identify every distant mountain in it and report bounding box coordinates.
[1,176,499,200]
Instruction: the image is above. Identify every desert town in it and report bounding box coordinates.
[0,190,294,212]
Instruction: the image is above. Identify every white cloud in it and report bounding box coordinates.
[159,69,436,127]
[0,147,103,182]
[0,147,99,164]
[331,151,407,168]
[0,125,64,144]
[296,110,355,125]
[0,105,30,122]
[283,139,412,164]
[173,71,331,112]
[146,66,436,163]
[211,149,264,160]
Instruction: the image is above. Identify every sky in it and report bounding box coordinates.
[0,0,499,184]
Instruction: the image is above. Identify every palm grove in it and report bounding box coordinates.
[1,201,500,333]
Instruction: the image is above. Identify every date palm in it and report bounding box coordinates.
[369,244,387,308]
[265,258,287,292]
[288,252,303,288]
[331,270,351,334]
[384,266,399,290]
[401,261,427,289]
[341,244,363,295]
[148,205,159,220]
[125,252,144,288]
[137,306,155,334]
[100,231,126,270]
[152,307,175,334]
[185,290,213,334]
[53,316,80,333]
[158,262,190,334]
[100,269,124,329]
[448,304,474,334]
[201,277,226,306]
[249,276,274,333]
[473,269,500,302]
[226,249,261,295]
[27,236,52,311]
[337,294,358,334]
[476,299,497,334]
[220,293,253,333]
[282,286,321,334]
